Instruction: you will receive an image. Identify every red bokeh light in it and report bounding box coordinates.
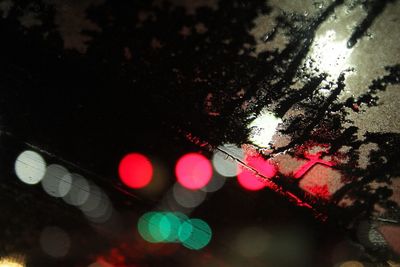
[237,168,266,191]
[237,153,277,191]
[118,153,153,189]
[175,153,212,190]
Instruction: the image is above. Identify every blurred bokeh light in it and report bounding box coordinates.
[118,153,153,189]
[138,211,189,244]
[173,183,207,208]
[237,153,277,191]
[178,218,212,250]
[175,153,212,190]
[39,226,70,258]
[232,226,270,258]
[41,164,71,198]
[212,144,243,177]
[0,256,25,267]
[80,186,114,224]
[62,173,90,206]
[200,173,226,193]
[338,261,365,267]
[15,150,46,185]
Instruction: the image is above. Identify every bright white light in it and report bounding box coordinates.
[0,257,25,267]
[39,226,70,258]
[41,164,72,198]
[15,150,46,185]
[248,110,282,148]
[62,174,90,206]
[173,183,206,208]
[212,144,243,177]
[309,30,352,77]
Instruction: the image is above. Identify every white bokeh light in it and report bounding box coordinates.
[248,109,282,148]
[212,144,244,177]
[39,226,70,258]
[81,189,113,224]
[201,173,226,193]
[41,164,72,198]
[15,150,46,185]
[233,227,270,258]
[172,183,207,208]
[160,190,193,214]
[79,184,102,213]
[62,174,90,206]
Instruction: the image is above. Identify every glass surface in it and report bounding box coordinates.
[0,0,399,266]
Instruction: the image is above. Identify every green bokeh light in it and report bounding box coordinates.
[138,212,190,243]
[138,212,158,243]
[178,219,212,250]
[148,212,168,242]
[161,212,185,242]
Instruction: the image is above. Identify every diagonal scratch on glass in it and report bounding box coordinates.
[216,145,321,213]
[2,130,143,203]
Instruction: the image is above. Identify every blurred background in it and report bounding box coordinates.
[0,0,399,266]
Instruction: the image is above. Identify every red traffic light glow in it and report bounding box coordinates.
[175,153,212,190]
[118,153,153,189]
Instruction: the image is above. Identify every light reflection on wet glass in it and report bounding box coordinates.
[307,29,353,78]
[248,109,282,148]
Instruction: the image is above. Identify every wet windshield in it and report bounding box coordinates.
[0,0,399,266]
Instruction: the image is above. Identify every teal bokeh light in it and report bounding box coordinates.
[178,219,212,250]
[138,211,158,243]
[161,212,187,242]
[148,212,167,242]
[138,211,189,243]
